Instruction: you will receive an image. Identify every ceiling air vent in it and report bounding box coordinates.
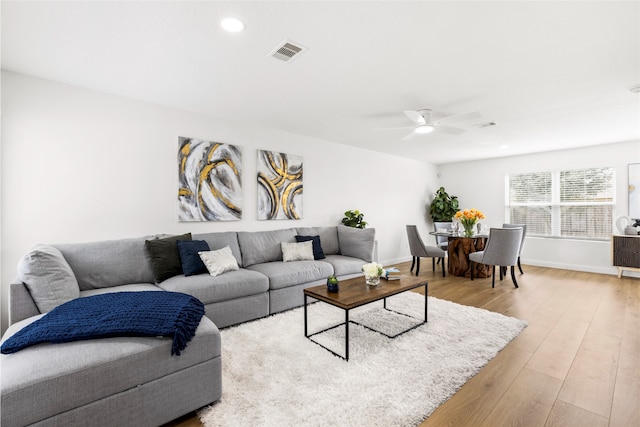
[269,40,307,62]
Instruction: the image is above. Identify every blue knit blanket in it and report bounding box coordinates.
[1,291,204,356]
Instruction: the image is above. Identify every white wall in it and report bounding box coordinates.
[3,71,637,334]
[438,140,640,275]
[1,71,439,332]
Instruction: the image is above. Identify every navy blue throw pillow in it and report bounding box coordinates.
[177,240,210,276]
[295,235,325,260]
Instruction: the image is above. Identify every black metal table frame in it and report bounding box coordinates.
[303,283,428,361]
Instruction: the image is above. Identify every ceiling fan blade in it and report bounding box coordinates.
[438,125,466,135]
[371,126,415,131]
[436,111,481,125]
[402,130,418,141]
[404,110,426,125]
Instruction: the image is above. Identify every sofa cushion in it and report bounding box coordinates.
[55,237,156,290]
[296,227,339,255]
[247,260,333,290]
[337,225,375,262]
[199,246,239,277]
[324,254,368,277]
[295,235,325,260]
[0,315,220,427]
[177,240,210,276]
[237,228,297,267]
[17,245,80,313]
[145,233,192,283]
[192,231,242,267]
[157,269,269,305]
[281,241,314,262]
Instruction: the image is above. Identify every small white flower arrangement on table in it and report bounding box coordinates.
[362,262,384,277]
[362,262,385,286]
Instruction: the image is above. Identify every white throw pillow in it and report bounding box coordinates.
[199,246,239,277]
[281,241,314,262]
[17,244,80,313]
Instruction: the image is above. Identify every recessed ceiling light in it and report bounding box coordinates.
[499,145,509,150]
[221,17,245,32]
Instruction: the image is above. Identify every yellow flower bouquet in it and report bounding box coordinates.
[454,208,486,237]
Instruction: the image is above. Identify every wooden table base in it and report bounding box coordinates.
[448,237,492,278]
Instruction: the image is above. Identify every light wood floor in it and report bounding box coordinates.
[165,263,640,427]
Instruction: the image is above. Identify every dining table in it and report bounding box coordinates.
[430,230,492,278]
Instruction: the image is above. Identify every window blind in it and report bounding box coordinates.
[507,167,614,240]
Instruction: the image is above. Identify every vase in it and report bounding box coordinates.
[462,222,476,237]
[365,275,380,286]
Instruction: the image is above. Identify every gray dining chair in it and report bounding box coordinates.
[502,223,527,274]
[406,225,446,277]
[468,227,523,288]
[433,221,451,251]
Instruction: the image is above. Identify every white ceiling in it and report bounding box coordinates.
[2,1,639,164]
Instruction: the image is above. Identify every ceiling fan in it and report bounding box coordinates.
[375,109,481,140]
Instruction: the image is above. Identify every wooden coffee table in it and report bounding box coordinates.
[304,275,428,361]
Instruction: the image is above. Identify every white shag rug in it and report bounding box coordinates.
[199,292,527,427]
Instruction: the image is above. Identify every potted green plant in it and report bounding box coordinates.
[341,209,367,229]
[429,187,459,222]
[326,275,339,292]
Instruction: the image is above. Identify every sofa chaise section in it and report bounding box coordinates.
[3,236,223,427]
[1,311,221,427]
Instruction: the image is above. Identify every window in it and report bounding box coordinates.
[506,167,615,240]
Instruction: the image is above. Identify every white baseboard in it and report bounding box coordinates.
[382,256,413,266]
[522,259,640,278]
[380,256,640,279]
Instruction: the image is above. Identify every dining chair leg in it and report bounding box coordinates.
[510,265,519,288]
[415,257,421,276]
[491,265,496,288]
[517,256,524,274]
[432,257,436,272]
[410,256,415,272]
[441,258,446,277]
[470,261,475,281]
[499,266,504,281]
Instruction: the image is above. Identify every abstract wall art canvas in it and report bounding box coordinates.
[257,149,303,220]
[178,137,242,221]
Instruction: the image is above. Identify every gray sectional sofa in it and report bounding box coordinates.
[1,225,375,427]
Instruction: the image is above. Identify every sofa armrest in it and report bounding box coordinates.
[9,281,41,325]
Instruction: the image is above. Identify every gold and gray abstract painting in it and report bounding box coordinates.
[257,149,303,220]
[178,137,242,221]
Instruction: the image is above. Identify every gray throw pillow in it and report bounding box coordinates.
[17,244,80,313]
[337,225,376,262]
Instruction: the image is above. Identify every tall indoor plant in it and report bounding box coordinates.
[429,187,459,222]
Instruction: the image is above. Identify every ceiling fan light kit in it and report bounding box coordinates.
[415,125,434,134]
[220,17,245,32]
